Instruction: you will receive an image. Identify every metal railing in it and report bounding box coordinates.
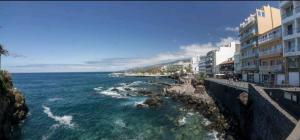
[259,65,283,72]
[241,53,259,59]
[259,49,282,57]
[258,33,281,44]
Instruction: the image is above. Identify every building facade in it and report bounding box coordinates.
[219,58,234,77]
[234,43,242,77]
[280,1,300,86]
[239,5,281,83]
[205,42,238,77]
[191,56,200,74]
[258,26,285,86]
[198,56,206,74]
[214,42,238,75]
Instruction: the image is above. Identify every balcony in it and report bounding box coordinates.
[240,30,256,41]
[258,32,281,44]
[259,65,283,73]
[241,53,258,59]
[241,41,256,49]
[259,49,282,58]
[284,28,295,36]
[242,64,258,70]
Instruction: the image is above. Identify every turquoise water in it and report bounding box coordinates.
[11,72,217,140]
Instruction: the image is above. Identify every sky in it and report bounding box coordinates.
[0,1,279,73]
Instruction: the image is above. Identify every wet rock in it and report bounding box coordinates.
[143,96,163,107]
[138,90,153,96]
[238,92,248,106]
[136,103,148,108]
[111,88,120,92]
[124,87,131,91]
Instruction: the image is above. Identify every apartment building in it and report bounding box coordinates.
[205,50,216,77]
[205,42,238,77]
[258,26,285,86]
[239,5,281,83]
[198,56,206,74]
[191,56,200,74]
[280,1,300,86]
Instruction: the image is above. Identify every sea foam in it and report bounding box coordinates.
[48,97,64,102]
[42,106,74,128]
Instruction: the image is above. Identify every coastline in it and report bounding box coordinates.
[162,75,240,140]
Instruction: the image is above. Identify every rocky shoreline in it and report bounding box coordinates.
[0,71,28,139]
[164,75,241,140]
[134,75,241,139]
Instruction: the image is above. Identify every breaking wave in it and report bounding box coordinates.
[48,97,64,102]
[42,106,74,128]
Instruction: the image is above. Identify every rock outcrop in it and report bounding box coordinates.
[143,95,163,107]
[164,75,239,139]
[0,71,28,139]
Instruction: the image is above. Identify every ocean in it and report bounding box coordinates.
[10,72,217,140]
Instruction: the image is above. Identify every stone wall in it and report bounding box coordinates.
[204,80,297,140]
[264,88,300,119]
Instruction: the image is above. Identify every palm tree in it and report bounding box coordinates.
[0,44,8,70]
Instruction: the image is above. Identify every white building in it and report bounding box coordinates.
[213,42,239,76]
[191,56,201,74]
[280,1,300,86]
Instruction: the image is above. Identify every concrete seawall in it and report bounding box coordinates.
[204,80,297,140]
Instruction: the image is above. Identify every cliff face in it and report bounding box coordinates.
[0,71,28,139]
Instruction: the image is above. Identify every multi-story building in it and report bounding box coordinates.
[280,1,300,86]
[219,58,234,77]
[214,42,238,75]
[239,5,281,83]
[258,26,285,86]
[198,56,206,74]
[205,42,239,77]
[191,56,200,74]
[234,43,242,78]
[205,50,216,77]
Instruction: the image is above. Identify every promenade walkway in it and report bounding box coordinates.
[206,78,300,92]
[206,78,249,92]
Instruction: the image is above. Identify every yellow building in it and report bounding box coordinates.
[258,26,284,86]
[239,5,281,83]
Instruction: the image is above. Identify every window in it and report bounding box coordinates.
[292,94,297,102]
[284,92,292,100]
[284,92,298,103]
[287,24,293,35]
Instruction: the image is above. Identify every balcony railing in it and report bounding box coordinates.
[283,27,300,36]
[241,53,258,59]
[259,49,282,57]
[285,46,297,53]
[258,33,281,44]
[259,65,283,72]
[241,41,256,49]
[240,30,256,40]
[242,64,258,69]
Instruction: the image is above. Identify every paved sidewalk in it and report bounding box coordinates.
[206,78,249,92]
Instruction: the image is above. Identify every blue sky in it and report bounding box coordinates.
[0,1,278,73]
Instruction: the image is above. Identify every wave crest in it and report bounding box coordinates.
[42,106,74,128]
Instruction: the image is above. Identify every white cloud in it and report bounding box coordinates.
[225,26,239,32]
[8,37,239,73]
